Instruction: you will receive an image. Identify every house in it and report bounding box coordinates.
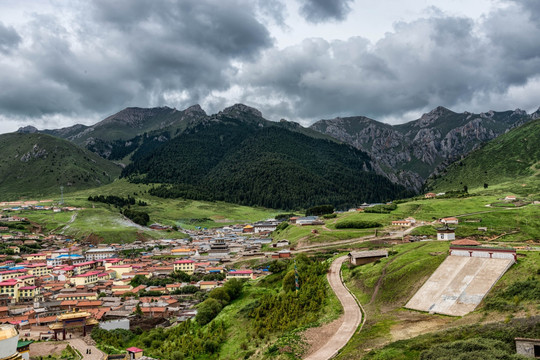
[85,247,117,261]
[226,270,254,280]
[243,225,254,233]
[437,226,455,241]
[274,239,290,248]
[173,260,195,275]
[425,193,437,198]
[348,250,388,266]
[271,250,291,259]
[514,338,540,358]
[199,281,219,290]
[127,347,145,360]
[440,217,459,225]
[170,248,195,257]
[70,270,101,286]
[296,216,322,225]
[505,195,517,201]
[254,222,278,233]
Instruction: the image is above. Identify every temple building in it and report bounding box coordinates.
[48,310,98,340]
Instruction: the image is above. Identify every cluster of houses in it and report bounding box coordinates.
[0,213,302,338]
[0,243,271,331]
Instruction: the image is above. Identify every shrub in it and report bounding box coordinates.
[335,220,382,229]
[364,203,397,213]
[306,205,334,216]
[196,298,223,325]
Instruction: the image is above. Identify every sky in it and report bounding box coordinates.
[0,0,539,133]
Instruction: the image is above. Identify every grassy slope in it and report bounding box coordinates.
[335,242,539,360]
[0,133,121,200]
[274,192,539,246]
[216,262,343,360]
[427,119,540,192]
[15,179,277,243]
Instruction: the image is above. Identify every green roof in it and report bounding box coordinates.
[17,340,34,348]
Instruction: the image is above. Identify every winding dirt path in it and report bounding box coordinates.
[304,256,363,360]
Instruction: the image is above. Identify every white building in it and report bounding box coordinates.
[85,247,117,261]
[437,227,455,241]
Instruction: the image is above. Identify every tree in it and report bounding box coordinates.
[484,183,488,189]
[134,303,143,316]
[196,298,223,325]
[269,260,287,273]
[208,287,230,304]
[130,275,146,287]
[282,270,296,292]
[223,278,243,300]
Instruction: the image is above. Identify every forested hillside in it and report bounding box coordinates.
[122,117,410,209]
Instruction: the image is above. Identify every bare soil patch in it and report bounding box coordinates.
[30,342,68,357]
[302,316,344,357]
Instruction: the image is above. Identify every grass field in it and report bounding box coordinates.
[9,179,277,242]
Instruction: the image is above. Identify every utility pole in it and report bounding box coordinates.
[294,259,299,293]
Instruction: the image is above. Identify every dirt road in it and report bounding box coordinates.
[304,256,363,360]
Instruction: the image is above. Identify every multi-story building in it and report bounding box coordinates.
[0,279,21,302]
[173,260,195,275]
[85,247,117,261]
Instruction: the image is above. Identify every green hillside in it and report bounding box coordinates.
[0,133,121,200]
[123,118,411,209]
[426,119,540,193]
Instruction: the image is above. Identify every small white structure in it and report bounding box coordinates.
[440,217,459,225]
[515,338,540,358]
[437,227,455,241]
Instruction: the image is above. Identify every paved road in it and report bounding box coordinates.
[68,338,105,360]
[304,256,363,360]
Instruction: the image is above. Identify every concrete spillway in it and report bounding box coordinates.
[405,255,513,316]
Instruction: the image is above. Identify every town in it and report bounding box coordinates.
[0,190,537,360]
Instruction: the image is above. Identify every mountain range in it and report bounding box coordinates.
[310,106,539,191]
[9,103,540,206]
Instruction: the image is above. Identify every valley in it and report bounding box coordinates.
[0,104,538,360]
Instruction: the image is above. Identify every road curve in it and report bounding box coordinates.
[304,256,363,360]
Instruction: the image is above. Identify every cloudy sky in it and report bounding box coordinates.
[1,0,539,133]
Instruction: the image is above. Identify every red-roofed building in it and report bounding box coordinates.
[226,270,254,280]
[126,347,144,360]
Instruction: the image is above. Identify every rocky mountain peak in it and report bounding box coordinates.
[184,104,207,116]
[220,103,263,118]
[512,108,527,116]
[530,107,540,120]
[17,125,38,133]
[416,106,454,127]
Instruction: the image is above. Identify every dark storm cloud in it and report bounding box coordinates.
[299,0,354,23]
[0,0,272,121]
[240,4,540,122]
[0,21,21,54]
